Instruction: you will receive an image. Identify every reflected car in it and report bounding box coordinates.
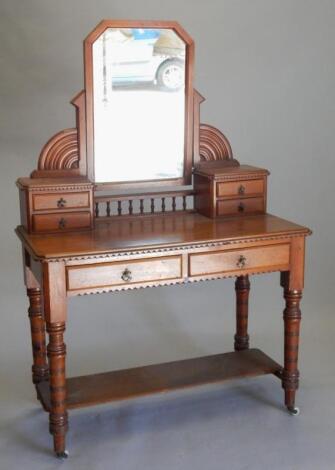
[110,29,185,91]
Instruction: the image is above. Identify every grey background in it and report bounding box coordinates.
[1,0,334,469]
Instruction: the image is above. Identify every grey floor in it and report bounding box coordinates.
[1,277,335,470]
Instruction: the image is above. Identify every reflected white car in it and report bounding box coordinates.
[110,39,185,91]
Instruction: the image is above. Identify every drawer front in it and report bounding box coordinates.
[217,197,264,216]
[32,191,90,211]
[67,256,182,291]
[217,179,264,198]
[189,244,290,277]
[32,212,91,232]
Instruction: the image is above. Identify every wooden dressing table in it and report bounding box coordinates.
[16,20,311,458]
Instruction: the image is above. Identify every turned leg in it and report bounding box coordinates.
[234,275,250,351]
[46,321,68,458]
[23,249,48,391]
[27,288,49,387]
[282,288,302,414]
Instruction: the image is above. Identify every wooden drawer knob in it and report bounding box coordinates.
[58,218,67,229]
[121,268,132,282]
[238,185,246,195]
[238,202,245,212]
[236,255,246,268]
[57,197,67,208]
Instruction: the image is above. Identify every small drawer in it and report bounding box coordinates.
[32,192,90,211]
[32,211,91,232]
[189,244,290,277]
[217,197,264,216]
[217,179,264,198]
[67,256,182,291]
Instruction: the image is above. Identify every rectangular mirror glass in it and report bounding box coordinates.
[92,27,186,184]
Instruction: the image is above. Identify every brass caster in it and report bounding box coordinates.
[287,406,300,416]
[56,450,69,459]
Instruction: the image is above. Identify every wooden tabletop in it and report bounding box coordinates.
[16,213,311,260]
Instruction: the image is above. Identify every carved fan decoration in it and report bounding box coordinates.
[37,128,79,170]
[199,124,234,161]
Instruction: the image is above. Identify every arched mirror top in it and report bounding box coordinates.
[84,20,195,190]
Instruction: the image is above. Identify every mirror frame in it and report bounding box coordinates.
[84,20,194,190]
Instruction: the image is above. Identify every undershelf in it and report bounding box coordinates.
[36,348,282,412]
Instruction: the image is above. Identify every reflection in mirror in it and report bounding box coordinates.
[93,28,186,183]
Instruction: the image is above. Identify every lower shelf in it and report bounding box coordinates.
[36,348,282,412]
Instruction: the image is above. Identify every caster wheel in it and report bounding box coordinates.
[56,450,69,459]
[287,406,300,416]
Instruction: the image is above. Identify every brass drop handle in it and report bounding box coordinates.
[121,268,132,282]
[58,218,66,229]
[238,202,245,212]
[238,185,246,195]
[57,197,67,208]
[236,255,246,269]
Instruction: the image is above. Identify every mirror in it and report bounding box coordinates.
[85,21,194,187]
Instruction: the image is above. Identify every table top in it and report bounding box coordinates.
[16,213,311,260]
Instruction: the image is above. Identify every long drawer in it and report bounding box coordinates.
[217,197,264,216]
[189,244,290,277]
[32,211,91,232]
[67,255,182,291]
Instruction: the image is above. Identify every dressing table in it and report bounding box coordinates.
[15,20,311,458]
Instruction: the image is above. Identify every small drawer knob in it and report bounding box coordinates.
[57,197,67,208]
[236,255,246,269]
[58,218,66,229]
[238,202,245,212]
[121,268,132,282]
[238,185,246,195]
